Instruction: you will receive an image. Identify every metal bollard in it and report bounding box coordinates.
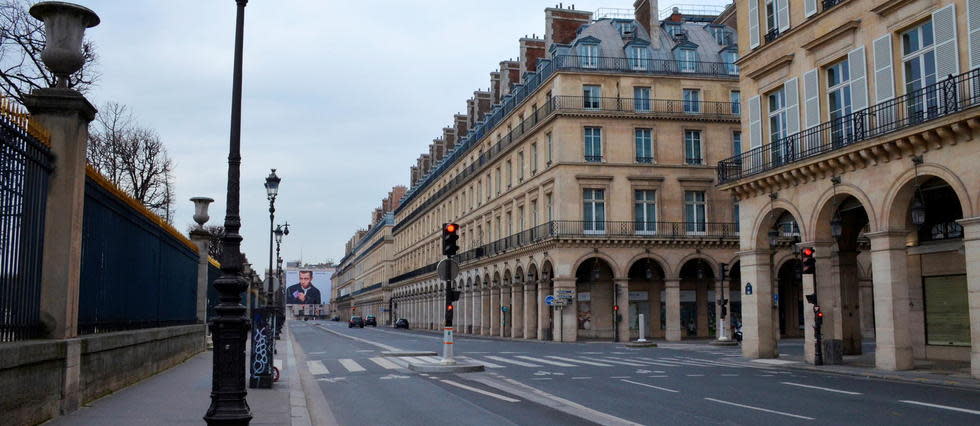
[637,313,648,342]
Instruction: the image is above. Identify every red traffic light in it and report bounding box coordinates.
[817,311,824,318]
[446,304,453,311]
[802,247,814,257]
[445,223,458,233]
[613,305,619,311]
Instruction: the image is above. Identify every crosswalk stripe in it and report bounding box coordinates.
[546,356,613,367]
[419,356,443,363]
[620,357,674,366]
[515,355,576,367]
[369,357,401,370]
[687,359,747,368]
[387,357,411,367]
[307,360,329,375]
[595,358,648,366]
[485,356,540,367]
[459,356,505,368]
[339,358,366,372]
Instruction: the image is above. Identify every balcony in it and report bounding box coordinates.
[636,156,654,164]
[764,28,781,43]
[717,69,980,185]
[555,55,739,78]
[554,96,740,120]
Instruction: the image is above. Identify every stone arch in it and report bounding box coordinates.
[810,183,877,242]
[673,252,720,280]
[881,164,974,231]
[749,198,808,250]
[774,251,801,273]
[571,251,623,280]
[503,269,513,287]
[492,271,501,287]
[526,262,539,282]
[514,265,525,284]
[624,251,673,279]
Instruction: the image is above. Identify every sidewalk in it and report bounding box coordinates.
[48,326,308,425]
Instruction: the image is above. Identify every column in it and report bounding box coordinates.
[957,217,980,379]
[838,250,863,354]
[482,287,491,335]
[665,279,681,341]
[814,241,843,346]
[458,288,467,334]
[553,278,577,342]
[490,286,501,336]
[470,287,478,334]
[189,228,211,326]
[859,278,876,338]
[738,249,777,358]
[867,231,914,370]
[615,278,629,342]
[537,279,550,340]
[651,282,663,338]
[512,282,524,338]
[524,281,537,339]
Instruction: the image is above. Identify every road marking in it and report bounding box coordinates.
[307,360,329,375]
[686,374,705,377]
[611,376,632,379]
[379,374,409,380]
[419,356,443,363]
[571,377,591,379]
[647,375,669,378]
[459,356,504,368]
[750,359,798,365]
[621,379,679,393]
[781,382,861,395]
[317,377,346,383]
[308,351,325,355]
[899,400,980,415]
[485,356,540,367]
[515,356,576,367]
[721,374,739,377]
[595,358,648,366]
[339,359,366,372]
[356,349,374,353]
[704,398,814,420]
[546,356,613,367]
[369,357,401,370]
[440,379,520,402]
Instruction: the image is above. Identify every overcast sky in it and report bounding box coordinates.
[66,0,732,275]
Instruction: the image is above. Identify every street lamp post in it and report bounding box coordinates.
[265,169,280,303]
[204,0,252,423]
[273,223,289,339]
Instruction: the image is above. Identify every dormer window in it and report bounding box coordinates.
[626,45,649,71]
[722,50,739,75]
[615,21,635,36]
[665,23,683,37]
[577,41,599,68]
[713,28,731,46]
[674,48,698,72]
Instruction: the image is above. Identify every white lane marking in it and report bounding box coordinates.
[611,376,632,379]
[899,400,980,415]
[686,374,705,377]
[369,357,401,370]
[648,375,669,378]
[308,351,326,355]
[339,359,366,372]
[307,360,329,375]
[635,358,687,366]
[781,382,862,395]
[546,356,613,367]
[664,358,718,367]
[595,358,648,366]
[419,356,443,363]
[515,355,576,367]
[704,398,814,420]
[751,359,798,365]
[532,378,553,380]
[440,379,521,402]
[621,379,679,393]
[682,358,747,368]
[459,356,504,368]
[485,356,540,367]
[721,374,739,377]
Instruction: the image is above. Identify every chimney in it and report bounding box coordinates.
[421,154,431,174]
[454,114,468,139]
[519,37,546,78]
[410,166,419,186]
[490,72,501,104]
[443,127,457,150]
[544,6,592,54]
[634,0,660,48]
[474,91,492,122]
[498,61,520,98]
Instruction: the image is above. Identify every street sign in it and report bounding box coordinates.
[437,259,460,281]
[501,306,509,312]
[544,295,555,306]
[745,283,753,295]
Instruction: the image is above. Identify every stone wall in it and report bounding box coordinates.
[0,340,66,426]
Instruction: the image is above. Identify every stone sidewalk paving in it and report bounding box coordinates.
[49,325,309,425]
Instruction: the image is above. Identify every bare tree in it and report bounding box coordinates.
[185,224,226,260]
[88,102,176,222]
[0,0,99,103]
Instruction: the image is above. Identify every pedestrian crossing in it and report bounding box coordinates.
[304,353,759,376]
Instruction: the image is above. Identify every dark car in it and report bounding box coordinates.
[394,318,409,329]
[364,315,377,326]
[348,316,364,328]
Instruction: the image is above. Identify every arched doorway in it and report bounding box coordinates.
[777,259,803,337]
[627,258,666,339]
[678,256,715,338]
[818,193,871,355]
[575,257,615,340]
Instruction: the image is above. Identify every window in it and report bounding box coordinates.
[616,21,634,36]
[827,60,854,147]
[579,43,598,68]
[732,131,742,155]
[768,87,790,163]
[733,201,740,232]
[583,189,606,233]
[627,46,648,70]
[583,85,601,110]
[634,190,657,234]
[635,128,653,163]
[683,89,701,113]
[518,207,525,230]
[506,212,512,234]
[684,130,703,165]
[722,51,739,75]
[518,151,525,180]
[584,127,602,162]
[765,0,778,33]
[902,20,938,122]
[494,169,500,195]
[675,48,698,72]
[713,27,731,45]
[730,90,741,115]
[546,194,553,221]
[477,180,482,204]
[666,23,683,37]
[531,200,538,225]
[546,132,553,164]
[506,160,512,187]
[684,191,707,233]
[634,87,651,112]
[530,143,538,172]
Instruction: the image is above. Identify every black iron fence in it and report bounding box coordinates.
[718,69,980,184]
[552,96,739,119]
[78,169,199,334]
[0,105,53,342]
[554,55,739,78]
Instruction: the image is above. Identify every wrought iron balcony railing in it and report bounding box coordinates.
[636,156,654,163]
[717,69,980,185]
[764,28,782,43]
[555,55,739,78]
[553,96,740,118]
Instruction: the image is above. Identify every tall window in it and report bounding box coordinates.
[546,132,553,164]
[518,151,525,180]
[506,212,512,234]
[518,207,525,230]
[826,60,854,147]
[730,90,741,115]
[765,0,778,33]
[634,87,651,112]
[713,27,730,45]
[733,201,740,232]
[732,131,742,155]
[635,128,653,163]
[627,46,648,70]
[546,194,553,221]
[495,168,501,194]
[485,174,491,200]
[683,89,701,113]
[579,43,598,68]
[666,23,683,37]
[902,20,938,121]
[634,190,657,234]
[583,189,606,233]
[531,200,538,225]
[583,85,601,110]
[584,127,602,162]
[684,191,707,233]
[675,48,698,72]
[616,21,634,36]
[506,160,512,187]
[768,87,789,163]
[530,142,538,172]
[684,130,703,165]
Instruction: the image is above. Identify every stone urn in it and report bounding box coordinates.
[29,1,100,88]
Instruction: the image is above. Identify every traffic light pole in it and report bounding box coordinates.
[801,247,823,366]
[441,271,456,365]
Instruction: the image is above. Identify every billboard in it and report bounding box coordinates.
[285,267,333,308]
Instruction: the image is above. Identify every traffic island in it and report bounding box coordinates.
[408,361,485,373]
[381,351,437,357]
[625,341,658,348]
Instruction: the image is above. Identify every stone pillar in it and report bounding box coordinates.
[482,288,491,335]
[838,250,863,354]
[696,280,709,337]
[470,287,478,334]
[490,286,500,336]
[553,278,577,342]
[802,272,816,364]
[957,217,980,379]
[665,279,681,341]
[867,231,914,371]
[511,282,523,338]
[739,249,777,358]
[537,279,551,340]
[615,278,629,342]
[815,241,843,345]
[524,281,537,339]
[189,229,211,326]
[651,281,663,338]
[26,89,96,340]
[859,278,876,338]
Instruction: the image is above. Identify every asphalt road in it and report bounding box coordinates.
[289,320,979,425]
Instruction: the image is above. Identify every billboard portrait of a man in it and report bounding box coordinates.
[286,270,321,305]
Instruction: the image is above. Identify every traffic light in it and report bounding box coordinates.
[442,223,460,256]
[805,293,817,305]
[801,247,816,274]
[719,263,728,281]
[613,305,619,312]
[445,288,460,325]
[814,306,824,326]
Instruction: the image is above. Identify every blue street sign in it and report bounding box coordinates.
[545,295,555,306]
[745,283,753,295]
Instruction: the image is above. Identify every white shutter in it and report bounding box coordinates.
[777,0,791,32]
[873,35,895,102]
[803,69,821,128]
[784,78,800,135]
[932,4,960,79]
[749,0,760,48]
[970,0,980,69]
[848,46,869,112]
[749,96,762,148]
[805,0,818,18]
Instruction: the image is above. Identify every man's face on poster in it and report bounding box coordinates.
[299,271,313,289]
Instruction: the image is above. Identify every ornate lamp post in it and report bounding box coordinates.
[273,222,289,338]
[204,0,252,423]
[264,169,280,303]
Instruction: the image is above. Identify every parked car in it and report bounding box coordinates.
[394,318,409,329]
[331,316,340,321]
[348,316,364,328]
[364,315,377,326]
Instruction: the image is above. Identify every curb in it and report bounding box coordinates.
[776,362,980,391]
[408,362,485,373]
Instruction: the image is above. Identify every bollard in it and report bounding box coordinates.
[637,313,647,342]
